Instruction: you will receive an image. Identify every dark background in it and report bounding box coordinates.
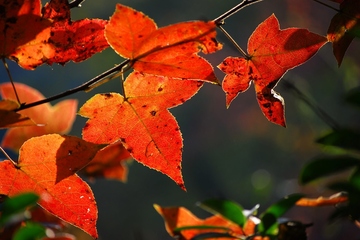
[1,0,360,239]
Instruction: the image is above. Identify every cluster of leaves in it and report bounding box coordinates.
[0,0,358,238]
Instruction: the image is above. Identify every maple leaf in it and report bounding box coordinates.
[0,82,77,151]
[0,99,35,128]
[105,4,222,83]
[218,14,327,126]
[327,0,360,66]
[79,72,204,190]
[154,204,245,239]
[0,134,102,238]
[0,0,108,70]
[81,142,131,182]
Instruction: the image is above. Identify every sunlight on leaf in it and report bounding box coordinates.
[218,14,327,126]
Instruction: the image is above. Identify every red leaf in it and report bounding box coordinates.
[79,72,204,190]
[218,14,327,127]
[0,100,36,129]
[81,142,131,182]
[0,82,77,151]
[0,134,102,238]
[1,0,108,69]
[105,4,221,83]
[327,0,360,66]
[154,204,245,239]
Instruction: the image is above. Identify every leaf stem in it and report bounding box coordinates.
[16,59,130,112]
[217,25,249,59]
[68,0,86,8]
[2,58,21,104]
[213,0,263,25]
[0,146,17,166]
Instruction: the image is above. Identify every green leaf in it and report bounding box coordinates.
[198,199,246,227]
[13,222,46,240]
[316,129,360,151]
[0,192,39,225]
[345,86,360,108]
[258,194,304,235]
[299,156,360,184]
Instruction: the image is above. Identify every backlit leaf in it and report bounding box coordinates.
[296,192,348,207]
[0,134,103,238]
[80,72,204,190]
[0,100,35,129]
[218,14,327,126]
[327,0,360,66]
[81,142,131,182]
[0,82,77,151]
[105,4,221,83]
[1,0,108,70]
[154,204,244,239]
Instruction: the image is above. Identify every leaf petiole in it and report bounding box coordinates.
[217,25,249,59]
[0,146,17,166]
[2,58,21,105]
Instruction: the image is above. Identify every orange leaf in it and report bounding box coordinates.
[218,14,327,127]
[1,0,108,70]
[296,194,348,207]
[0,99,35,129]
[154,204,244,239]
[327,0,360,66]
[0,82,77,151]
[79,72,204,190]
[0,134,102,238]
[81,142,131,182]
[105,4,221,83]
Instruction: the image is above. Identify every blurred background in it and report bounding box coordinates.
[1,0,360,239]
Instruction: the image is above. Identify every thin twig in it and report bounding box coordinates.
[217,25,249,59]
[282,80,340,130]
[16,59,130,112]
[68,0,86,8]
[2,58,21,104]
[0,146,17,166]
[313,0,340,13]
[213,0,263,25]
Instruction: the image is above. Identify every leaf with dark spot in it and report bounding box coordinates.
[218,14,327,127]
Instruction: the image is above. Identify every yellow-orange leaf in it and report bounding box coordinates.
[0,134,102,238]
[0,99,35,128]
[105,4,221,83]
[0,82,77,151]
[79,72,204,190]
[154,204,245,239]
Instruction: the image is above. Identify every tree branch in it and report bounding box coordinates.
[16,59,130,112]
[68,0,86,8]
[213,0,264,25]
